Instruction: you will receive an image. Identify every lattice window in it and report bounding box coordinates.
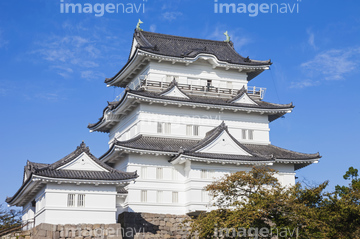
[156,167,163,180]
[141,190,147,202]
[67,194,75,207]
[77,194,85,207]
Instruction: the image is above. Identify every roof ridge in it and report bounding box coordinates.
[139,30,233,45]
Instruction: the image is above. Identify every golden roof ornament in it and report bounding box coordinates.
[136,19,143,31]
[224,31,230,42]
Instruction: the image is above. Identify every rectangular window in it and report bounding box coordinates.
[157,191,163,203]
[248,130,254,140]
[172,192,179,203]
[186,125,192,136]
[193,125,199,136]
[141,190,147,202]
[201,169,208,179]
[186,125,199,136]
[242,129,247,140]
[67,194,75,207]
[164,123,171,134]
[156,167,163,180]
[77,194,85,207]
[141,167,147,179]
[157,122,163,134]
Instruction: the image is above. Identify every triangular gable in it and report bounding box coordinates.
[129,37,138,59]
[231,92,258,105]
[160,85,190,99]
[195,130,252,156]
[57,152,109,172]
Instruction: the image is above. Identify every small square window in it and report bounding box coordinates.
[156,167,163,180]
[248,130,254,140]
[141,167,147,179]
[157,122,163,134]
[141,190,147,202]
[242,129,247,140]
[77,194,85,207]
[193,126,199,136]
[67,194,75,207]
[164,123,171,134]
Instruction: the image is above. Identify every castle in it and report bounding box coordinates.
[7,28,321,229]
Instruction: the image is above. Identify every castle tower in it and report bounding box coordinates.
[89,29,321,216]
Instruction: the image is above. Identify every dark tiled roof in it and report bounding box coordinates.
[134,30,271,66]
[244,144,320,160]
[114,135,198,153]
[128,88,293,110]
[31,141,137,180]
[21,142,137,180]
[105,30,271,84]
[105,123,320,162]
[7,142,137,205]
[88,87,293,131]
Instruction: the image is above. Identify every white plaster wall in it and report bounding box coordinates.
[113,154,295,215]
[108,103,270,145]
[139,60,249,90]
[109,105,141,142]
[35,183,118,225]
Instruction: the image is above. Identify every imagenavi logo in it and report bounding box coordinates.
[60,0,147,17]
[214,0,301,17]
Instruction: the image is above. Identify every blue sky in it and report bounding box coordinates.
[1,0,360,205]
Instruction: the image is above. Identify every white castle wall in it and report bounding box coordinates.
[22,183,119,227]
[131,60,249,90]
[113,154,295,215]
[109,103,271,146]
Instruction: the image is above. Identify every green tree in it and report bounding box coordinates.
[0,204,21,233]
[189,166,360,238]
[335,166,360,196]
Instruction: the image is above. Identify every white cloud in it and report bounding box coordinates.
[27,22,126,80]
[207,26,251,50]
[291,47,360,88]
[162,12,183,21]
[290,79,320,89]
[81,70,105,81]
[307,29,317,50]
[35,93,60,101]
[301,47,360,81]
[150,24,157,33]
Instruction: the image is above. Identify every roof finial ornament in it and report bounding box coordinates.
[136,19,143,31]
[224,31,230,42]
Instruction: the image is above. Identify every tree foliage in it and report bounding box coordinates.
[0,204,21,233]
[189,166,360,238]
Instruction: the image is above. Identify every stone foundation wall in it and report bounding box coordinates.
[1,223,122,239]
[118,212,191,239]
[1,212,194,239]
